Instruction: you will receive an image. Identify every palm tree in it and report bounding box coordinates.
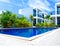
[44,14,54,27]
[45,14,52,22]
[30,14,33,26]
[45,15,50,19]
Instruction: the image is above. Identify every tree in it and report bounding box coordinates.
[44,14,53,23]
[45,15,50,18]
[30,14,33,26]
[0,10,17,28]
[44,14,55,27]
[15,17,32,27]
[45,14,53,20]
[30,14,33,22]
[18,16,26,20]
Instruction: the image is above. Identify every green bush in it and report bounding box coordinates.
[35,22,55,28]
[0,11,32,28]
[35,23,41,27]
[15,16,32,28]
[56,24,60,27]
[0,11,17,28]
[48,23,55,27]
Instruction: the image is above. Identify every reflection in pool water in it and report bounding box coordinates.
[0,28,56,38]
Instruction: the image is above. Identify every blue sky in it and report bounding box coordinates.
[0,0,60,16]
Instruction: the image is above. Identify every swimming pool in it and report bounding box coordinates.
[0,28,56,38]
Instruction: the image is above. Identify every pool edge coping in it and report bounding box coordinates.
[0,28,59,41]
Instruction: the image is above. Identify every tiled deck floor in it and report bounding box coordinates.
[0,28,60,46]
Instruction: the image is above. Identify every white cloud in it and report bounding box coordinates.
[19,9,22,14]
[44,0,50,6]
[0,11,2,14]
[28,0,53,12]
[0,0,10,3]
[0,0,22,7]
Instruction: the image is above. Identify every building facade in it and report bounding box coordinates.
[19,7,45,26]
[51,3,60,25]
[33,8,44,26]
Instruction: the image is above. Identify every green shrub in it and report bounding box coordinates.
[35,22,55,28]
[15,17,32,28]
[56,24,60,27]
[0,11,17,28]
[35,23,41,27]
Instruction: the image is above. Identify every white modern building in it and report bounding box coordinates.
[19,7,46,26]
[51,3,60,25]
[33,8,45,26]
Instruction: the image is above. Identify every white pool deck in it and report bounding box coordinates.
[0,28,60,46]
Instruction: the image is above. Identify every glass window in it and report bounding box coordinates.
[33,9,36,16]
[57,17,60,24]
[38,12,42,17]
[57,6,60,14]
[38,10,44,18]
[33,19,36,26]
[38,19,42,23]
[42,13,44,18]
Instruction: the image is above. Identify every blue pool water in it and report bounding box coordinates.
[0,28,56,38]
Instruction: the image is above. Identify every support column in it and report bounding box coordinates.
[55,17,57,25]
[36,8,38,24]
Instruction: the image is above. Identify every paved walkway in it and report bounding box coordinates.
[0,28,60,46]
[32,28,60,46]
